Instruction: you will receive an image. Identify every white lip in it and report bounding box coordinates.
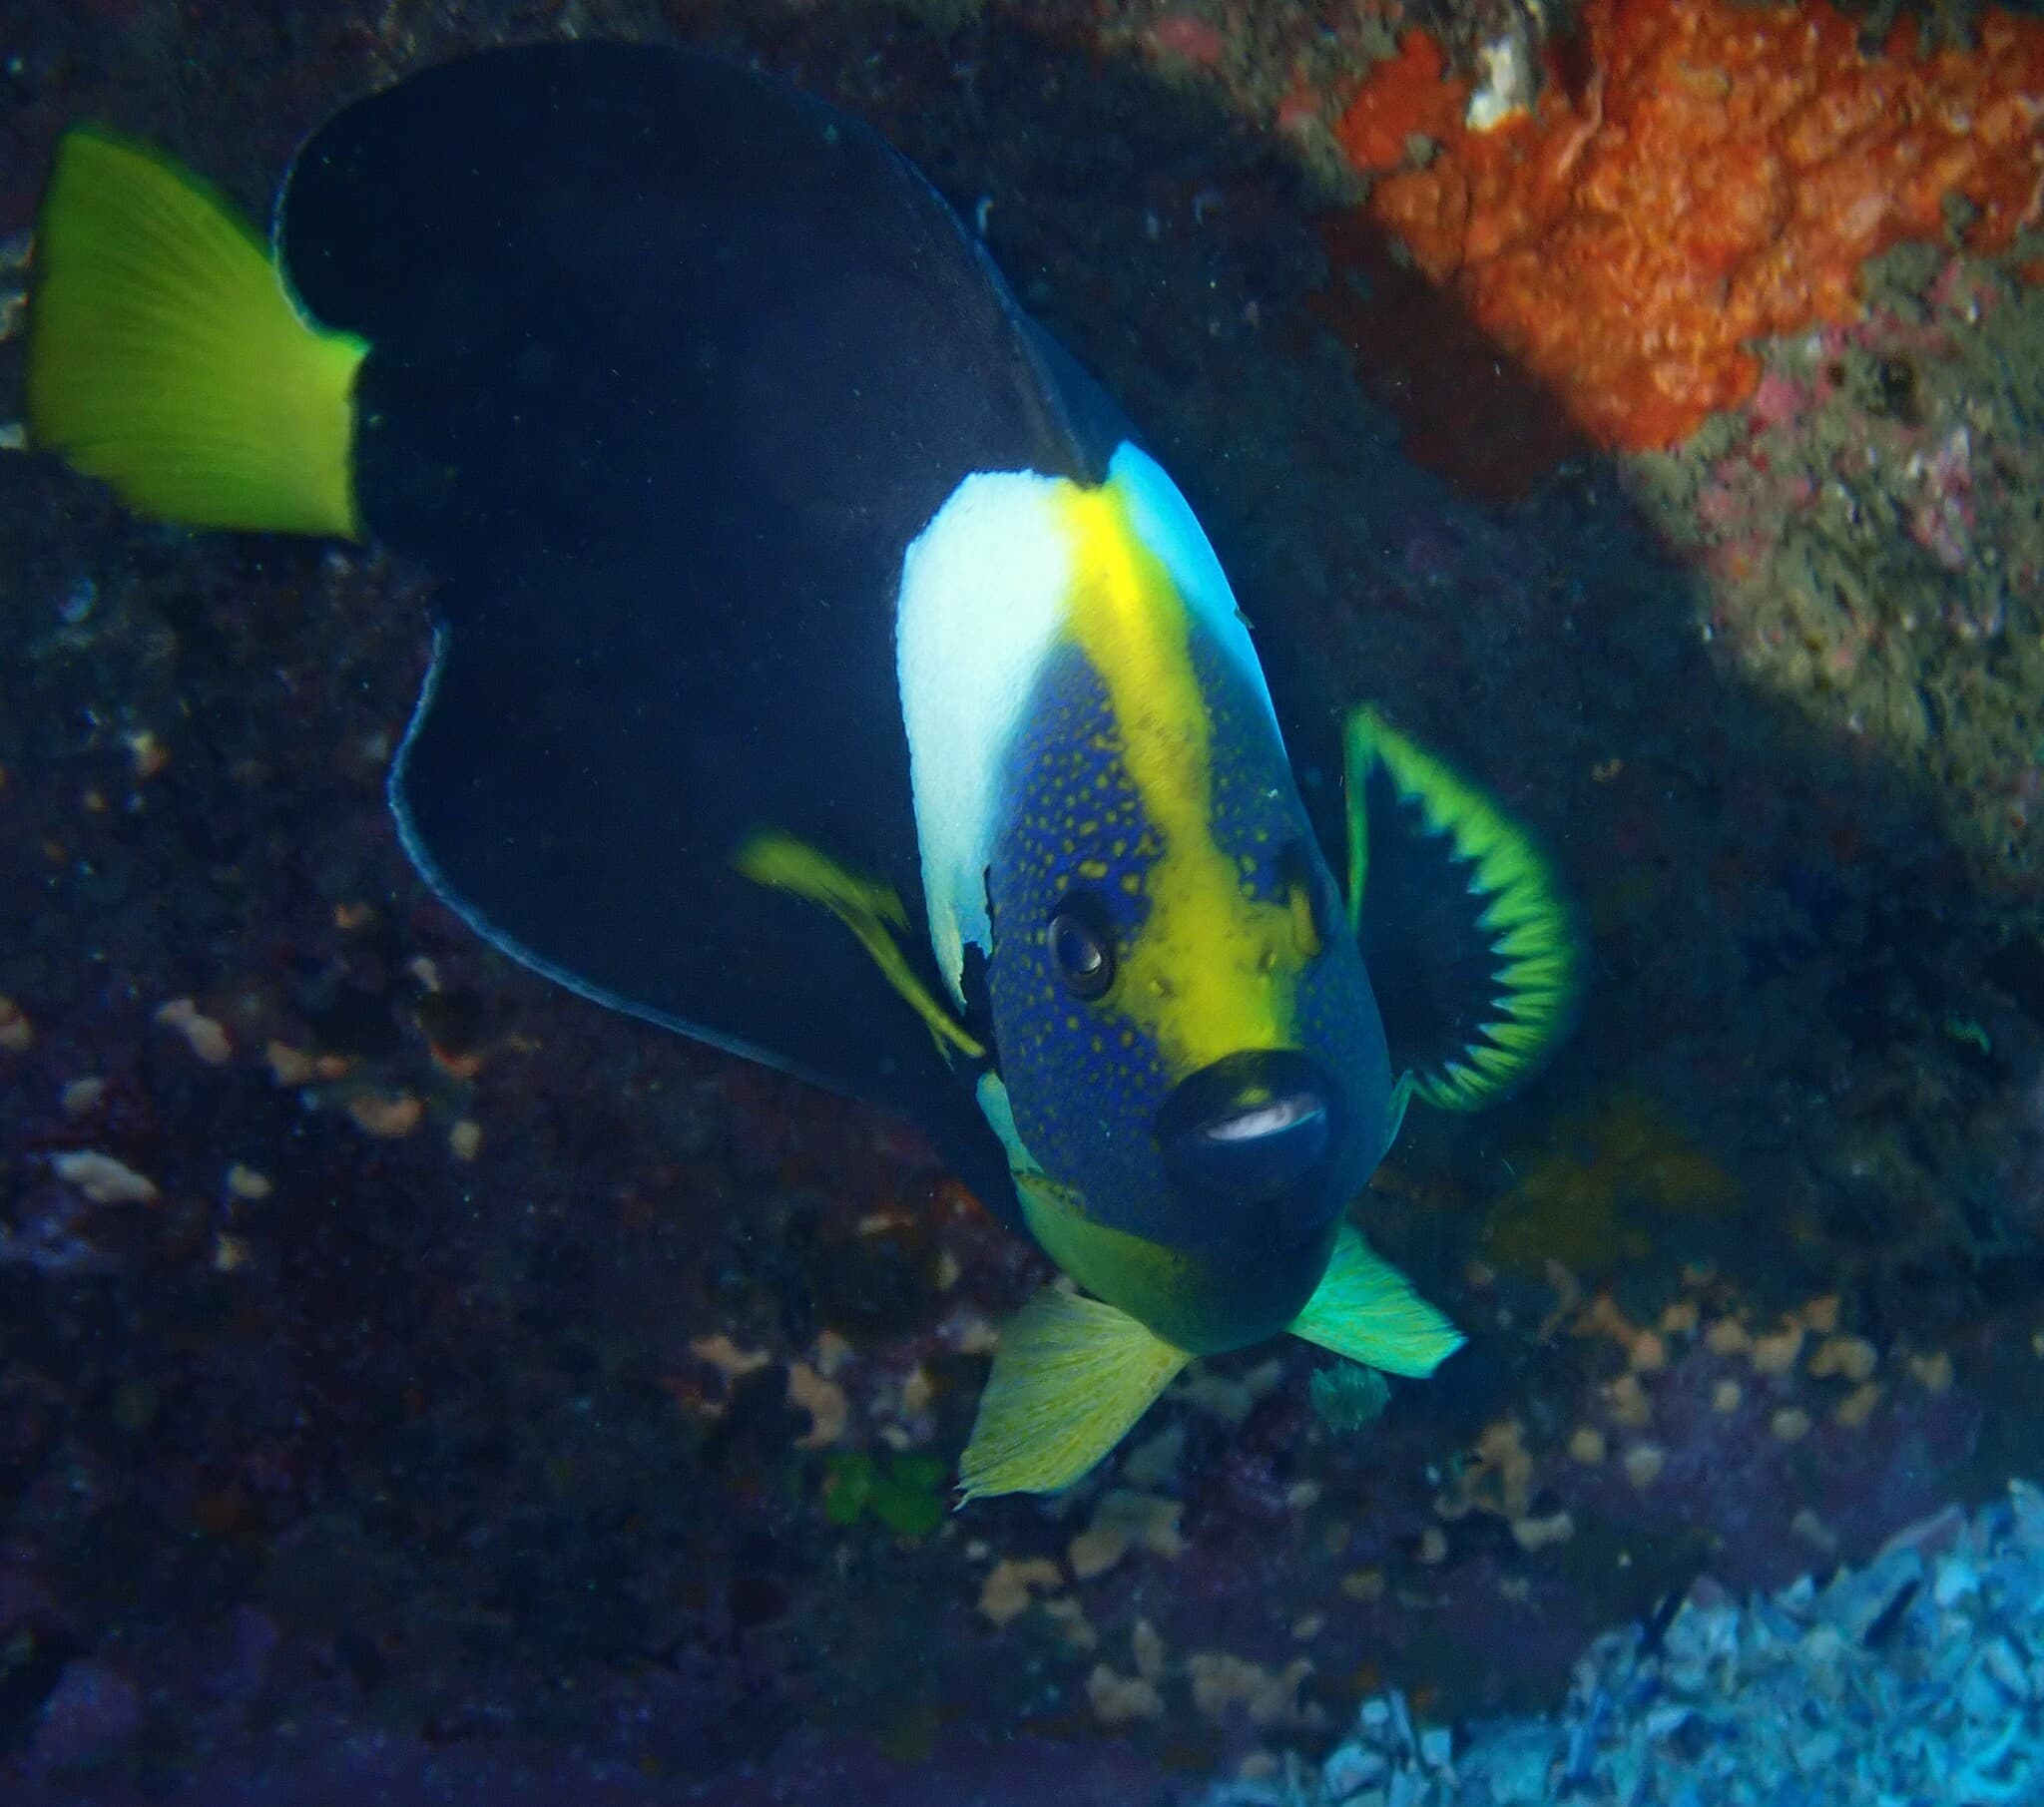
[1201,1094,1320,1144]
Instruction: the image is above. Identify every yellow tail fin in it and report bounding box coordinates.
[27,127,366,538]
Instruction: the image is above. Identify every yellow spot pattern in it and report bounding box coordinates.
[1051,482,1309,1079]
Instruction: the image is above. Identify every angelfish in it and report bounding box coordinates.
[25,40,1579,1500]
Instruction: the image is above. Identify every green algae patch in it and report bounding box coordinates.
[822,1449,947,1539]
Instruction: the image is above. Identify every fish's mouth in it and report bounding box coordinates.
[1155,1049,1345,1242]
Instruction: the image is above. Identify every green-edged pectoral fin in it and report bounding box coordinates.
[958,1287,1190,1503]
[1290,1224,1464,1379]
[1343,706,1579,1113]
[27,127,366,538]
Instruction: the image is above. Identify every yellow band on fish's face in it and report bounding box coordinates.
[896,442,1291,1018]
[1048,478,1315,1079]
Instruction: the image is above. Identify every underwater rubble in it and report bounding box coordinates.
[1207,1479,2044,1806]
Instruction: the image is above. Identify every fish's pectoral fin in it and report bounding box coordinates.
[28,127,366,538]
[958,1286,1190,1503]
[1342,706,1579,1114]
[1289,1223,1464,1379]
[734,830,985,1067]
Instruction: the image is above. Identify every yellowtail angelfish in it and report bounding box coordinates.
[25,41,1580,1500]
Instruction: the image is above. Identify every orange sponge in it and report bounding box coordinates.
[1329,0,2044,473]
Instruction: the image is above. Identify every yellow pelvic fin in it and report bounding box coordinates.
[27,127,366,538]
[1289,1223,1464,1378]
[734,831,984,1066]
[958,1286,1189,1503]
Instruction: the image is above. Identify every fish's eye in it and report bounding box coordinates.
[1046,896,1115,1001]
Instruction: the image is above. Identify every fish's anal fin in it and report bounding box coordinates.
[1343,706,1579,1113]
[28,127,366,538]
[734,831,984,1067]
[1289,1223,1464,1379]
[958,1287,1189,1503]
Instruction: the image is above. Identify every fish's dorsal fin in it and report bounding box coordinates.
[1289,1223,1463,1378]
[958,1286,1189,1503]
[735,832,986,1069]
[1343,707,1579,1112]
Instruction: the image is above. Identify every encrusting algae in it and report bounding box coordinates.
[1484,1093,1739,1279]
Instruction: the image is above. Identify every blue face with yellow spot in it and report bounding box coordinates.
[977,481,1394,1355]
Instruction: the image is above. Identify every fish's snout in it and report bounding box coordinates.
[1155,1051,1343,1237]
